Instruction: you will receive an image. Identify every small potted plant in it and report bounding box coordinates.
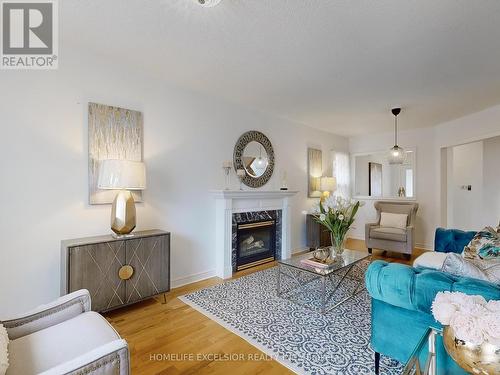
[312,196,361,257]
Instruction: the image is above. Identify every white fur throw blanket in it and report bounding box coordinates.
[0,323,8,375]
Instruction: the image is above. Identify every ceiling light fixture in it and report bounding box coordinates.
[388,107,405,165]
[195,0,222,7]
[255,145,267,168]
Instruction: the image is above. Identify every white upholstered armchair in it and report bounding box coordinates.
[1,289,129,374]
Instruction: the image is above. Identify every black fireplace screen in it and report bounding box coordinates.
[236,220,276,270]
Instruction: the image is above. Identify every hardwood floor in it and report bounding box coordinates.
[104,239,426,374]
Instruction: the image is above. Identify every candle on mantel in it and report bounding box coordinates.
[236,169,246,190]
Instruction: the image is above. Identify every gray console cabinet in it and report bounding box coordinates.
[306,214,331,250]
[61,230,170,312]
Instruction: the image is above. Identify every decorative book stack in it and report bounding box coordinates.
[300,257,338,269]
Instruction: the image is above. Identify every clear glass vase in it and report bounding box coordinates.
[330,233,347,257]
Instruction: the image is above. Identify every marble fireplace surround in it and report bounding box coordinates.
[211,190,298,279]
[232,210,282,272]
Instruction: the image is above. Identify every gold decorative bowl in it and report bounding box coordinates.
[312,247,332,262]
[443,326,500,374]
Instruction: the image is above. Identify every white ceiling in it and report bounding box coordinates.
[62,0,500,136]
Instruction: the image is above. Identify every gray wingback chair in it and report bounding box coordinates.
[1,289,129,374]
[365,201,419,259]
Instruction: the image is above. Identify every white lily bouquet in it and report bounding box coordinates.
[312,196,362,255]
[432,291,500,346]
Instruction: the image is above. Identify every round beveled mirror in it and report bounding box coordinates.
[234,131,274,188]
[242,141,269,178]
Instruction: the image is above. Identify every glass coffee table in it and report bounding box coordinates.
[276,249,370,314]
[403,327,467,375]
[403,328,441,375]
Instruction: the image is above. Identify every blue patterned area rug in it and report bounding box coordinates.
[179,260,403,375]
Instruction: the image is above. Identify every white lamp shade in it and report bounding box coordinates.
[320,176,337,192]
[98,160,146,190]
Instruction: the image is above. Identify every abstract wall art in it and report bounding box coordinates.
[368,162,382,197]
[307,148,322,198]
[88,102,143,204]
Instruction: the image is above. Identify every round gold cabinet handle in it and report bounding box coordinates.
[119,265,134,280]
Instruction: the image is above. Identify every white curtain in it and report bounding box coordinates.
[333,151,351,198]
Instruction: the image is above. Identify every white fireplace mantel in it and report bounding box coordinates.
[211,189,298,279]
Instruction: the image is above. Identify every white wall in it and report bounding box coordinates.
[447,136,500,230]
[0,51,347,316]
[353,154,392,197]
[483,136,500,227]
[449,141,484,230]
[434,105,500,148]
[349,127,437,248]
[349,104,500,250]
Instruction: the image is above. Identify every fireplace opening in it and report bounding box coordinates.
[236,220,276,271]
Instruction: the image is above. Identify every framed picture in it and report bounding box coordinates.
[368,162,382,197]
[88,102,143,204]
[307,148,322,198]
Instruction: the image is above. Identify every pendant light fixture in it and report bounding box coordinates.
[195,0,222,7]
[256,144,267,168]
[388,107,405,165]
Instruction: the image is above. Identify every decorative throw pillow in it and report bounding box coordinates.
[413,251,448,270]
[442,253,500,284]
[463,226,500,260]
[380,212,408,229]
[0,323,8,375]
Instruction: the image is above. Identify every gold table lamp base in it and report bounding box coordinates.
[320,191,331,204]
[111,190,136,236]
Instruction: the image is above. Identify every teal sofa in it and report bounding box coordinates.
[365,228,500,374]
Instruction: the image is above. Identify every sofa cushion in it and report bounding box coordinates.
[463,226,500,260]
[7,312,119,374]
[441,253,500,284]
[435,228,476,254]
[371,227,407,242]
[413,251,448,270]
[380,212,408,229]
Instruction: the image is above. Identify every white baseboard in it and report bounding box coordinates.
[347,234,364,241]
[172,249,311,289]
[348,235,434,251]
[171,269,217,289]
[415,243,433,251]
[292,246,310,254]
